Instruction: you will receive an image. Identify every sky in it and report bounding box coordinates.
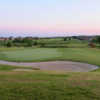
[0,0,100,37]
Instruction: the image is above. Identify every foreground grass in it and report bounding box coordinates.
[0,69,100,100]
[0,64,100,100]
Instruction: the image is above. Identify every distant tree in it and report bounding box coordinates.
[34,41,38,46]
[6,41,12,47]
[69,37,71,40]
[64,37,67,41]
[97,36,100,44]
[13,37,33,47]
[92,36,100,44]
[40,43,45,47]
[13,37,22,43]
[26,40,33,47]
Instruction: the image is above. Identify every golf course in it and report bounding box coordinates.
[1,0,100,99]
[0,38,100,100]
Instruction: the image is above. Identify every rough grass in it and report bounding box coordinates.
[0,65,18,71]
[0,70,100,100]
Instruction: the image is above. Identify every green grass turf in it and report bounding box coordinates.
[0,69,100,100]
[60,48,100,66]
[0,48,62,62]
[0,47,100,67]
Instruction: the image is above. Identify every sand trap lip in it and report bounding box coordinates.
[0,60,99,72]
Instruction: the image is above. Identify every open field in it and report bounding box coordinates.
[0,65,100,100]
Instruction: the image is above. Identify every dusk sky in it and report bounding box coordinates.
[0,0,100,37]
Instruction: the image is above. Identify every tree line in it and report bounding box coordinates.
[0,37,38,47]
[0,36,100,48]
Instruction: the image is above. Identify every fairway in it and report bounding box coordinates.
[0,48,61,62]
[0,48,100,67]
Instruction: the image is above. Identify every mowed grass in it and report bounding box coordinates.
[0,47,100,67]
[0,48,62,62]
[60,48,100,66]
[0,68,100,100]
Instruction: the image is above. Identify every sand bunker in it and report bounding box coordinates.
[0,60,98,72]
